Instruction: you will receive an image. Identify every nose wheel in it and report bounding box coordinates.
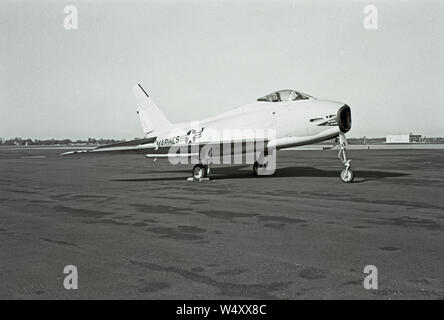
[340,167,354,183]
[338,133,354,183]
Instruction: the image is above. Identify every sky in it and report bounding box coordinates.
[1,0,443,139]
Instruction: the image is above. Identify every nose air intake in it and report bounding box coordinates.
[337,105,351,133]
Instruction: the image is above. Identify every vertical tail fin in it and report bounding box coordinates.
[133,84,172,135]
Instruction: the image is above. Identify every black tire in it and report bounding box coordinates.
[340,169,354,183]
[192,164,207,179]
[253,161,259,176]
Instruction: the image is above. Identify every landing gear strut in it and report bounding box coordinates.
[338,133,354,183]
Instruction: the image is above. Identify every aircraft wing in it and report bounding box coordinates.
[61,138,270,158]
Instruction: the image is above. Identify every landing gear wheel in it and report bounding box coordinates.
[192,164,207,179]
[340,169,354,183]
[253,161,259,176]
[337,133,355,183]
[253,159,273,176]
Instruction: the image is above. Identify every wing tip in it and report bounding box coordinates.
[60,150,88,156]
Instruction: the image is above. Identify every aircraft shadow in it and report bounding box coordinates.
[114,166,408,183]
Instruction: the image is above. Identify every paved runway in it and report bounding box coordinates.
[0,147,443,299]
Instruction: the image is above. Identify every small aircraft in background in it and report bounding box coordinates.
[62,84,354,182]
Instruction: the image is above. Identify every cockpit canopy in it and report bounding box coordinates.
[257,89,313,102]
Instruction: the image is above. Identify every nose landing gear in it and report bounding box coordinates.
[338,133,354,183]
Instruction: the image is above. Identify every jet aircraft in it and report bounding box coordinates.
[62,85,354,182]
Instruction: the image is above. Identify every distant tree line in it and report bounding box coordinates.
[318,136,444,145]
[0,137,129,146]
[348,136,444,144]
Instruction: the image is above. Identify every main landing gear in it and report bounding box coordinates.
[338,133,354,183]
[191,164,210,180]
[252,161,267,176]
[252,152,275,176]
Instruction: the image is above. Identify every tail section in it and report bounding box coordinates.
[133,84,172,135]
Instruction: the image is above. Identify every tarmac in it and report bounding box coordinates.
[0,147,443,299]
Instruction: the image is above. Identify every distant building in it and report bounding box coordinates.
[386,133,422,144]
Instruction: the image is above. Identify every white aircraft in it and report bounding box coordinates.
[62,84,354,183]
